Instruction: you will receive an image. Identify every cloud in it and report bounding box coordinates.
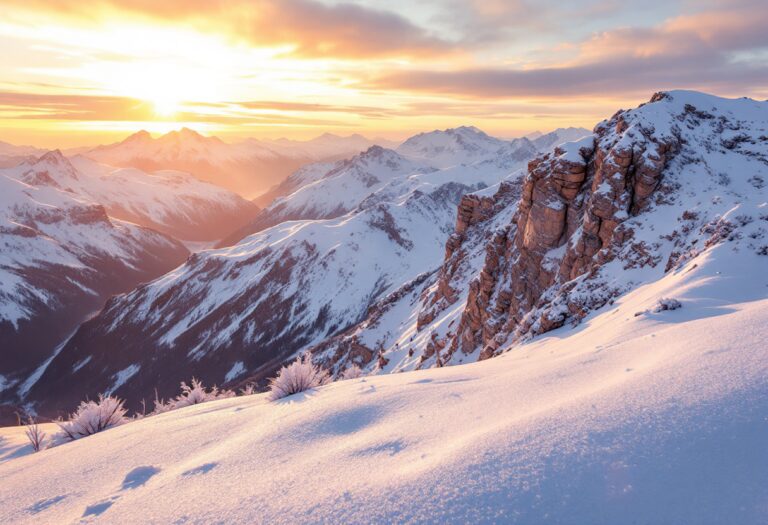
[366,0,768,98]
[0,91,154,120]
[4,0,455,59]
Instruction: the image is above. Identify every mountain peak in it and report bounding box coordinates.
[22,149,79,185]
[37,149,67,164]
[123,130,152,143]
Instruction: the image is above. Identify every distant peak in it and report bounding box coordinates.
[124,130,152,142]
[37,149,67,164]
[650,91,673,104]
[454,125,483,134]
[161,127,204,141]
[362,144,387,156]
[27,149,78,181]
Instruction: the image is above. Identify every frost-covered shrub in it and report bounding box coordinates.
[341,364,363,380]
[56,395,127,441]
[153,378,234,414]
[25,418,47,452]
[268,353,330,401]
[654,297,682,312]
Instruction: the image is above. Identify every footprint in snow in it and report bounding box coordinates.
[27,494,67,514]
[121,465,161,490]
[79,466,160,520]
[182,462,218,477]
[82,496,120,518]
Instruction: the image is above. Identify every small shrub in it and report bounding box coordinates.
[25,418,47,452]
[153,378,234,414]
[268,353,330,401]
[56,395,127,441]
[341,364,363,380]
[653,297,682,312]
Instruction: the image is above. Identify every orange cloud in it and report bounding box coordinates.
[0,91,155,120]
[366,0,768,99]
[3,0,455,59]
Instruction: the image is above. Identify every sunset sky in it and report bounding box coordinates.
[1,0,766,147]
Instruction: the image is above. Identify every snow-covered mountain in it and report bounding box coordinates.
[0,170,189,406]
[311,91,768,374]
[397,126,515,168]
[530,126,591,150]
[219,147,435,246]
[220,126,568,246]
[1,151,257,242]
[83,129,388,198]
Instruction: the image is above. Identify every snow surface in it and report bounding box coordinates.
[0,263,765,523]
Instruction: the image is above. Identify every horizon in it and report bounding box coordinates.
[1,121,595,151]
[2,1,767,148]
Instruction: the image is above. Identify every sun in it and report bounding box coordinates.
[150,95,181,118]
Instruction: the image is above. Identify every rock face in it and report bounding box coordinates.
[314,90,768,375]
[452,96,680,358]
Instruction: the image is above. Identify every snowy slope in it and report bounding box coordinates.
[1,151,257,241]
[0,172,188,405]
[84,129,387,198]
[0,265,765,523]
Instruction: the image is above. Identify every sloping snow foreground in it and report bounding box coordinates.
[1,241,767,523]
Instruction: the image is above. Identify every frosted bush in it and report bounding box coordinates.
[268,353,330,401]
[56,395,127,441]
[341,364,363,380]
[153,378,234,414]
[654,297,682,312]
[25,418,47,452]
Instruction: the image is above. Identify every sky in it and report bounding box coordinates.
[1,0,767,148]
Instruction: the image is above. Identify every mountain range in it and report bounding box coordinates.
[5,124,589,414]
[80,129,396,199]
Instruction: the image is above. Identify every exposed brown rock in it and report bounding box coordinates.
[451,102,681,358]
